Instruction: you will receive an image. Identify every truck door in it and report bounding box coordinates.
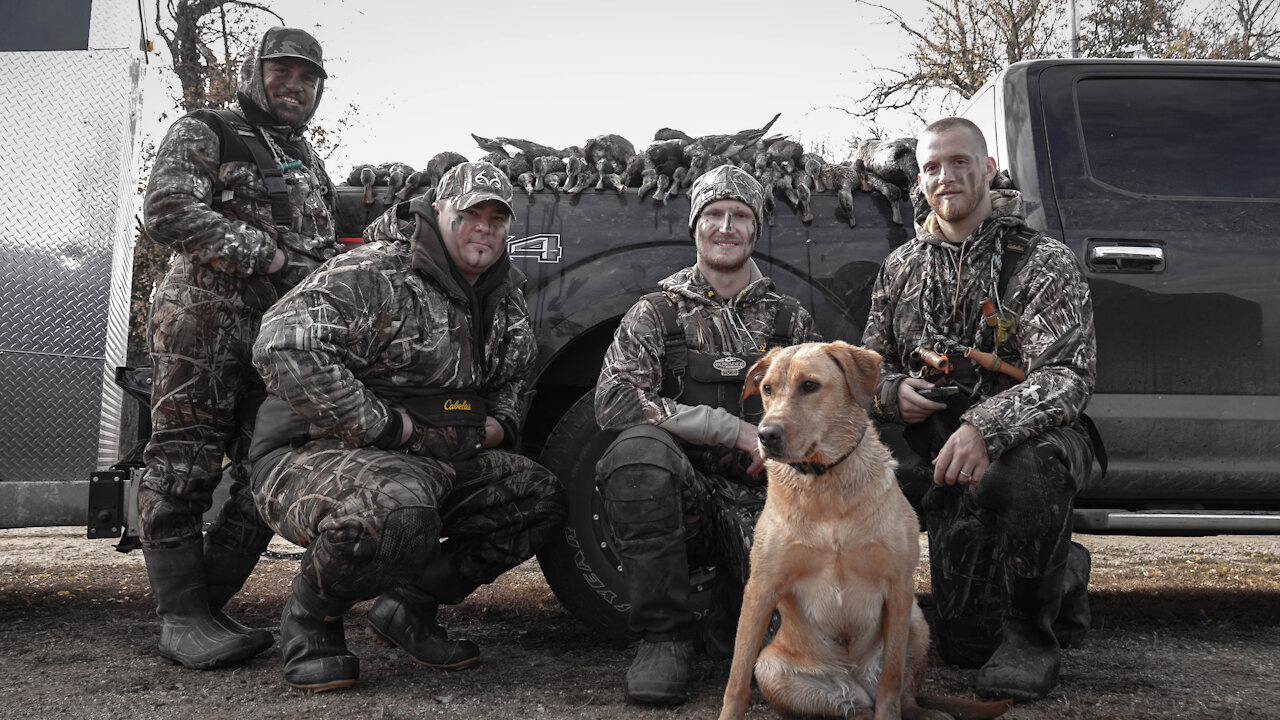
[1037,63,1280,506]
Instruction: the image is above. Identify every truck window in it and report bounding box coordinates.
[0,0,93,51]
[1076,76,1280,200]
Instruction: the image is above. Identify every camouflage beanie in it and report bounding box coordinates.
[687,165,765,242]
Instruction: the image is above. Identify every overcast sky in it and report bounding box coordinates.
[141,0,940,175]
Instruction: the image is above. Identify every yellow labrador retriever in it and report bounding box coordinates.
[718,341,1010,720]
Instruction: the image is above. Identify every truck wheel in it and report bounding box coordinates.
[535,390,715,645]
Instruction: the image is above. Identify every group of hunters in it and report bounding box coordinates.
[138,26,1099,707]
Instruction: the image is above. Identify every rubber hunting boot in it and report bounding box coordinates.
[977,568,1065,701]
[203,538,273,654]
[366,588,479,670]
[279,573,358,691]
[142,542,267,669]
[1053,542,1092,649]
[626,638,694,706]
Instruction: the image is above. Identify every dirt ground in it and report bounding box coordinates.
[2,528,1278,720]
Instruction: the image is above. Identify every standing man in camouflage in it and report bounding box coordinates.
[138,27,339,669]
[862,117,1097,701]
[248,162,565,692]
[595,165,821,706]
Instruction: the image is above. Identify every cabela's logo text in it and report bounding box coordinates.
[444,399,472,411]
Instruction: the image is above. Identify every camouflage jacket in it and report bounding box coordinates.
[252,196,537,456]
[861,190,1097,459]
[143,36,338,310]
[596,263,821,447]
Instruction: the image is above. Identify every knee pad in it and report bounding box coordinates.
[377,506,439,578]
[597,425,687,485]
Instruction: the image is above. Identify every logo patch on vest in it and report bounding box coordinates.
[444,399,472,411]
[713,356,748,377]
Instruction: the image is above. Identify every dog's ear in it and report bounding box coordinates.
[741,346,782,401]
[824,341,882,410]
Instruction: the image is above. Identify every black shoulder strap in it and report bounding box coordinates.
[766,296,802,350]
[643,291,686,398]
[997,227,1041,300]
[188,108,293,228]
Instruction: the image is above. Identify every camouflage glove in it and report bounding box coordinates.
[401,423,486,463]
[241,232,336,312]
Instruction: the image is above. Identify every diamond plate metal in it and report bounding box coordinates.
[0,352,104,483]
[89,0,145,50]
[0,0,145,517]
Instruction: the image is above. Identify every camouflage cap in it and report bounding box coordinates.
[437,161,517,220]
[688,165,765,241]
[261,27,327,79]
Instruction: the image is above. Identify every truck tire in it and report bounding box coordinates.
[535,390,715,645]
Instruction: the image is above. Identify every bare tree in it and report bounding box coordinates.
[153,0,282,112]
[1192,0,1280,58]
[1081,0,1189,56]
[851,0,1067,124]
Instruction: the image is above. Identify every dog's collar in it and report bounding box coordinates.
[786,424,868,476]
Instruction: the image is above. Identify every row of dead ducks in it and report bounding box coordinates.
[344,115,921,226]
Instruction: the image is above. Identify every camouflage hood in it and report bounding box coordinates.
[236,28,324,132]
[918,189,1028,248]
[658,261,772,307]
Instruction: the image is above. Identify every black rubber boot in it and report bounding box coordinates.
[279,573,358,692]
[142,542,267,669]
[366,588,479,670]
[203,538,273,654]
[976,568,1065,701]
[1054,542,1092,649]
[625,639,693,706]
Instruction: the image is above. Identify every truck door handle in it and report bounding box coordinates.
[1087,243,1164,272]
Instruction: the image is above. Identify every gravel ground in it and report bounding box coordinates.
[2,528,1278,720]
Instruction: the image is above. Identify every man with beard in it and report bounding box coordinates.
[594,165,821,706]
[248,162,565,691]
[137,27,339,669]
[862,117,1098,701]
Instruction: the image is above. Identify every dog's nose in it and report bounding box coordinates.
[758,423,784,453]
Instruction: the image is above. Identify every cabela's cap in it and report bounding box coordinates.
[261,27,327,78]
[437,161,516,219]
[688,165,764,241]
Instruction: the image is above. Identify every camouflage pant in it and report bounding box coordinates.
[596,424,767,639]
[252,439,565,603]
[904,422,1093,665]
[138,271,273,553]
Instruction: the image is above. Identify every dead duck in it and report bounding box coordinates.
[532,155,566,192]
[801,153,827,192]
[346,163,382,205]
[543,170,568,193]
[377,162,415,205]
[710,112,781,157]
[584,133,637,180]
[637,167,659,201]
[765,138,805,174]
[855,137,918,224]
[426,151,468,187]
[654,127,694,143]
[516,171,536,199]
[642,138,688,203]
[566,165,601,196]
[818,162,862,228]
